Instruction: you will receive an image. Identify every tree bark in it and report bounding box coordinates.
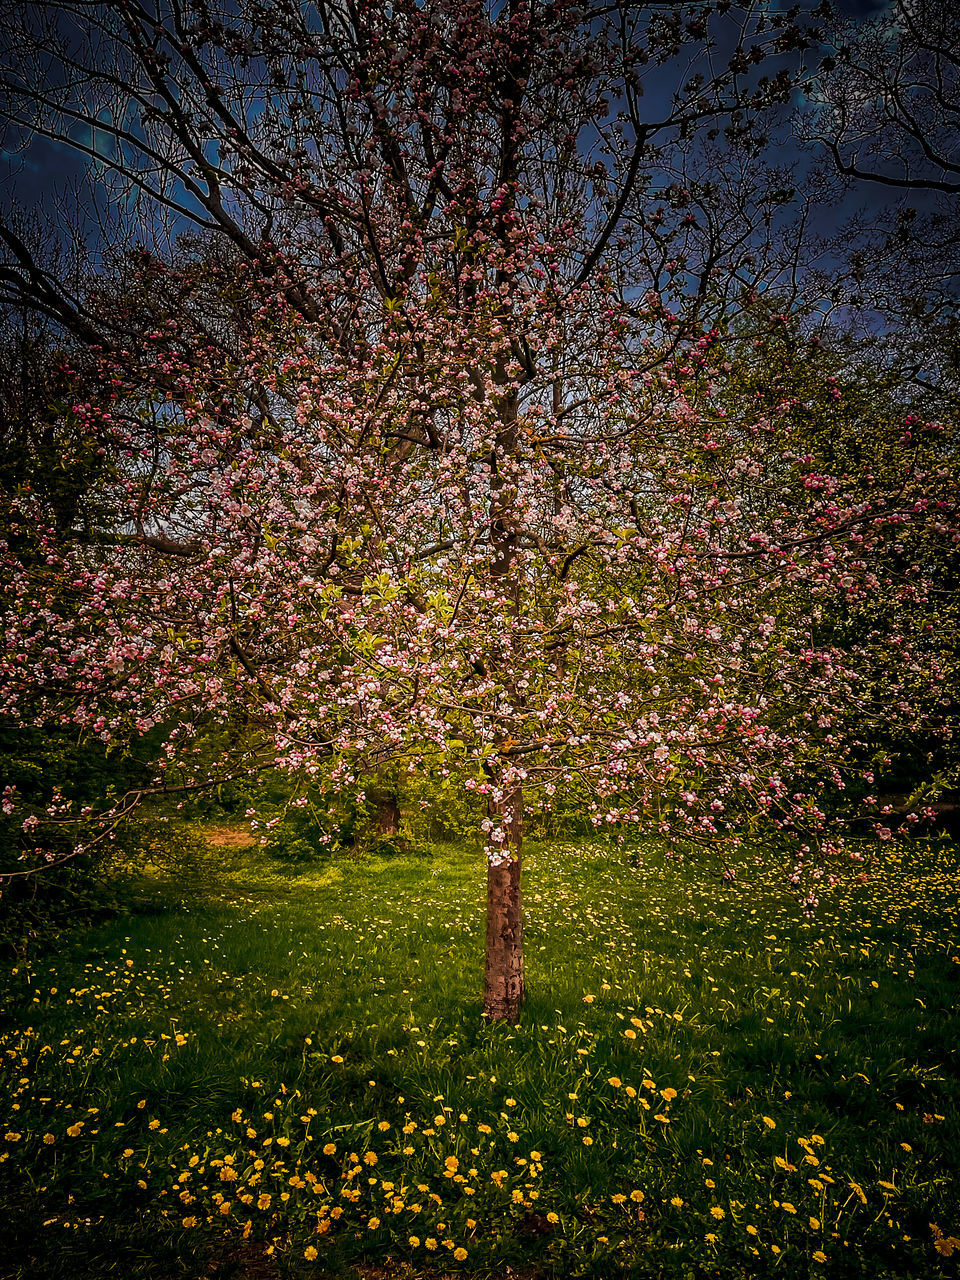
[483,787,524,1023]
[375,788,401,837]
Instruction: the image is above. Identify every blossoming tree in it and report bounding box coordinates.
[1,0,955,1020]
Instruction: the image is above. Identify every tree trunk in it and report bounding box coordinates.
[483,787,524,1022]
[375,789,400,838]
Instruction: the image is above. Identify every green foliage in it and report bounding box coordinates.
[1,835,958,1278]
[0,722,171,954]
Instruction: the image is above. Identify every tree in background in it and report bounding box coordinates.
[0,0,956,1020]
[797,0,960,412]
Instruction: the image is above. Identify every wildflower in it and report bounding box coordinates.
[710,1206,725,1220]
[671,1196,684,1208]
[304,1245,318,1260]
[181,1216,197,1227]
[608,1077,622,1087]
[454,1247,468,1261]
[812,1251,828,1263]
[368,1217,380,1229]
[762,1116,776,1130]
[408,1236,420,1247]
[42,1134,55,1145]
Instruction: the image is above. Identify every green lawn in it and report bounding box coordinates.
[1,833,959,1279]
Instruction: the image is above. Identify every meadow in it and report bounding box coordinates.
[1,832,959,1280]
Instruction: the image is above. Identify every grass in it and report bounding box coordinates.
[1,830,959,1279]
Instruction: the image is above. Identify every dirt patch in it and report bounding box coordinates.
[205,825,257,850]
[200,1240,281,1279]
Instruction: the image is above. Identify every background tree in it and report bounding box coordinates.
[797,0,960,412]
[0,0,954,1021]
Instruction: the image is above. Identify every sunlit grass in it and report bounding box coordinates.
[1,833,959,1278]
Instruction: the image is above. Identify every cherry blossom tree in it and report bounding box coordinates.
[1,0,955,1021]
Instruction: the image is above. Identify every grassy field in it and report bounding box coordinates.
[1,831,959,1280]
